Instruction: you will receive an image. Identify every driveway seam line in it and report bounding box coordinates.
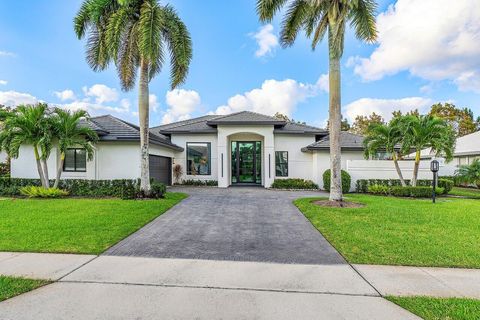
[56,255,99,281]
[58,279,380,298]
[349,264,383,297]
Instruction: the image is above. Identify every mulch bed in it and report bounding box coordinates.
[312,200,365,208]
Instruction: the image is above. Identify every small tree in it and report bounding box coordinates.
[51,108,98,188]
[350,112,384,135]
[401,115,455,186]
[456,159,480,188]
[172,163,183,184]
[363,120,406,186]
[0,104,54,188]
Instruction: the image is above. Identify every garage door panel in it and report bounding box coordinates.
[149,155,171,185]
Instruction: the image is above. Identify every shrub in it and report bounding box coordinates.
[172,164,183,184]
[0,162,9,177]
[367,184,390,195]
[390,186,444,198]
[150,182,166,199]
[178,179,218,186]
[271,178,318,190]
[0,178,166,199]
[438,178,453,194]
[356,179,432,193]
[20,186,69,198]
[323,169,351,192]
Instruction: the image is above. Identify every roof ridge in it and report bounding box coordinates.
[152,114,220,130]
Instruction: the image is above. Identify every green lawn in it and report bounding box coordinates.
[295,195,480,268]
[0,193,187,254]
[387,296,480,320]
[450,187,480,199]
[0,276,50,302]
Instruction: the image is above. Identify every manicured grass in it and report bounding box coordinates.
[387,296,480,320]
[450,187,480,199]
[0,193,187,254]
[294,195,480,268]
[0,276,50,302]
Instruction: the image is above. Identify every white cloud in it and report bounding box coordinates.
[60,100,129,114]
[344,97,433,122]
[149,94,159,112]
[350,0,480,92]
[252,24,279,58]
[83,84,119,104]
[316,74,329,93]
[213,76,328,117]
[0,80,7,85]
[54,89,76,101]
[161,89,201,124]
[0,90,39,106]
[0,50,15,57]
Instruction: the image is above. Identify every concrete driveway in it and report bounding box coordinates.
[105,187,344,265]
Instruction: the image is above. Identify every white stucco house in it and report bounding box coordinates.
[10,111,367,189]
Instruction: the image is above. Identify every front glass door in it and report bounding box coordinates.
[231,141,261,184]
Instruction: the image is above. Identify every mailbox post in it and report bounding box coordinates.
[430,160,439,203]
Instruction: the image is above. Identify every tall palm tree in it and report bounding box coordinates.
[402,115,455,186]
[51,108,98,188]
[256,0,377,201]
[74,0,192,193]
[363,120,406,186]
[0,104,53,188]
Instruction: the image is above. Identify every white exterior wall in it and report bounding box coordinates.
[10,142,177,181]
[274,134,315,181]
[347,159,457,188]
[170,134,218,183]
[0,151,7,163]
[312,150,365,191]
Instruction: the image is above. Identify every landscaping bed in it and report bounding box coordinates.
[387,296,480,320]
[449,187,480,199]
[0,276,50,302]
[295,195,480,268]
[0,192,187,254]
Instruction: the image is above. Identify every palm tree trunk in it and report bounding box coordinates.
[54,152,65,189]
[138,59,151,193]
[41,157,50,187]
[392,153,406,187]
[34,145,48,188]
[412,150,420,187]
[328,36,343,201]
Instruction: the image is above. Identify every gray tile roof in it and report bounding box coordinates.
[303,132,365,151]
[206,111,286,125]
[87,115,183,151]
[152,111,326,135]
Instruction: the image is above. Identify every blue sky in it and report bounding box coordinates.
[0,0,479,127]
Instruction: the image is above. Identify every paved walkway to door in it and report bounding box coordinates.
[105,187,344,265]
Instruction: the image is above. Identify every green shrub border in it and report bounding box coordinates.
[271,178,318,190]
[0,178,166,199]
[175,179,218,186]
[356,178,453,195]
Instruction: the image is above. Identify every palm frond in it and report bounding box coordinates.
[160,5,193,88]
[256,0,289,22]
[138,0,163,64]
[350,0,378,43]
[280,0,309,48]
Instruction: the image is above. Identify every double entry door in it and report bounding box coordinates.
[231,141,261,185]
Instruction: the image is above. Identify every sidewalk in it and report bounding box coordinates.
[1,252,479,319]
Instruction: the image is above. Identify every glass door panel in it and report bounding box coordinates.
[231,141,261,185]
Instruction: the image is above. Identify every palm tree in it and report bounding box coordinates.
[51,108,98,188]
[0,104,53,188]
[74,0,192,193]
[256,0,377,201]
[456,159,480,188]
[402,115,455,186]
[363,120,406,186]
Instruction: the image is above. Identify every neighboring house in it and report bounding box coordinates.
[10,111,366,189]
[409,130,480,167]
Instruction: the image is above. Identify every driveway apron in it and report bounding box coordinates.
[105,187,344,265]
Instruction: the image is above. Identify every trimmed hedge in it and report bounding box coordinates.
[438,178,454,194]
[0,178,166,199]
[176,179,218,186]
[391,186,444,198]
[356,179,432,193]
[323,169,351,192]
[367,184,390,195]
[271,178,318,190]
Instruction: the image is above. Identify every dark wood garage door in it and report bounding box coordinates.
[149,155,172,186]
